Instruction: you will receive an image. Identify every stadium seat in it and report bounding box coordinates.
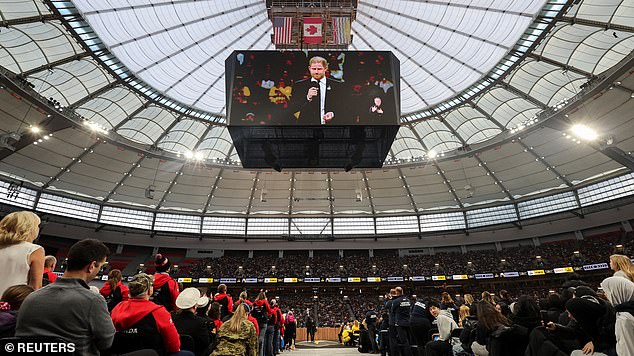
[178,334,195,353]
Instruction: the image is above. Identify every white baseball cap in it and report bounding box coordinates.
[197,295,210,308]
[176,288,201,309]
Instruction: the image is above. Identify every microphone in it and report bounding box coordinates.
[308,82,319,102]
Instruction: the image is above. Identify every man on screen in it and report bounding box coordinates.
[289,56,343,125]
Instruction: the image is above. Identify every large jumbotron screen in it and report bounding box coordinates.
[226,51,400,126]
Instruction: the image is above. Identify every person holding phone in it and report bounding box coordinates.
[528,295,616,356]
[425,301,458,356]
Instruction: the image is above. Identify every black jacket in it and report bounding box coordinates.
[365,310,378,327]
[410,300,431,327]
[390,296,411,327]
[173,310,211,356]
[384,299,395,326]
[288,77,343,125]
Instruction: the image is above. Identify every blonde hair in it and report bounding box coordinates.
[610,254,634,282]
[464,294,474,305]
[0,211,40,246]
[459,305,470,327]
[225,303,249,333]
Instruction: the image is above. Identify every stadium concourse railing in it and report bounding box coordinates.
[46,259,629,286]
[295,328,340,342]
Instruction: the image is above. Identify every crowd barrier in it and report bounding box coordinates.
[295,327,340,342]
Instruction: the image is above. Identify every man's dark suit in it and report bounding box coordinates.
[289,77,343,125]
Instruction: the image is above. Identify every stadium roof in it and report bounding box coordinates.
[0,0,632,237]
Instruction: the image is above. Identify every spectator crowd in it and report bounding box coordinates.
[181,231,631,279]
[1,210,633,356]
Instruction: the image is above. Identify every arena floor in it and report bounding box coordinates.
[289,341,361,355]
[292,348,360,356]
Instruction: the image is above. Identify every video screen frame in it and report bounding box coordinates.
[226,50,400,126]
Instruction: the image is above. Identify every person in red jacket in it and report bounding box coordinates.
[111,273,191,355]
[271,299,284,354]
[209,301,223,345]
[100,269,129,311]
[152,254,180,312]
[213,283,233,320]
[252,291,272,356]
[234,291,259,336]
[235,291,253,309]
[42,255,58,285]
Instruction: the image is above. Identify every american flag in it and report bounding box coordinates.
[332,17,351,44]
[273,17,293,45]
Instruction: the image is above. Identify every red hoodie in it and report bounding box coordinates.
[99,281,129,300]
[213,318,223,331]
[213,292,234,314]
[111,299,181,354]
[273,306,283,328]
[43,268,57,283]
[248,315,260,335]
[153,273,180,311]
[254,299,272,316]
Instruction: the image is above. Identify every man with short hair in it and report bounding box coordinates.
[16,239,115,356]
[42,255,57,284]
[289,56,343,125]
[213,283,233,320]
[390,287,412,356]
[365,303,379,353]
[384,289,398,355]
[425,301,458,356]
[111,273,191,355]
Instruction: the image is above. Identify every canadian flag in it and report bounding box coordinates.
[303,17,323,44]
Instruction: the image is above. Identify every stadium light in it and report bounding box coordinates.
[570,124,598,141]
[30,126,41,134]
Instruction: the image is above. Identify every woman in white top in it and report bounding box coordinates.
[0,211,44,296]
[610,254,634,282]
[600,276,634,356]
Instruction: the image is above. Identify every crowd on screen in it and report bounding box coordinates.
[1,210,634,356]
